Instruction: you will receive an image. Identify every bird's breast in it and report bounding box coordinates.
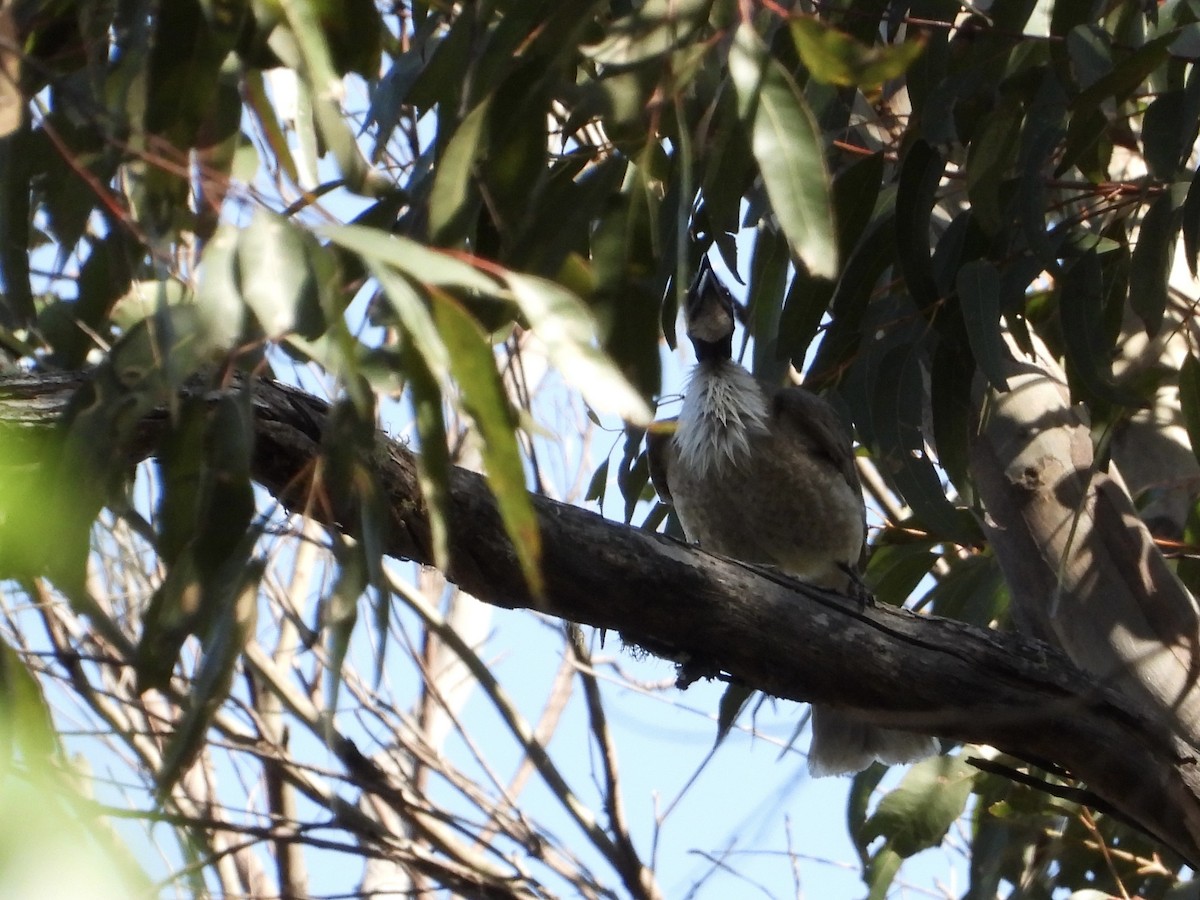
[669,427,864,589]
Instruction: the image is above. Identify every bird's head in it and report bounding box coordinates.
[684,258,742,363]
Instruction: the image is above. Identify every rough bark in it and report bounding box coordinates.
[2,370,1200,863]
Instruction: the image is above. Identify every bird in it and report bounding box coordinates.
[647,257,938,777]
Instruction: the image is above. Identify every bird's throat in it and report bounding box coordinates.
[675,361,769,478]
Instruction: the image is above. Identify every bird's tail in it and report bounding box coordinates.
[807,705,939,777]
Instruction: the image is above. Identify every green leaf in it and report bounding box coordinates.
[862,754,976,857]
[194,224,247,351]
[1179,354,1200,469]
[864,541,938,608]
[278,1,389,196]
[429,96,491,245]
[403,344,453,574]
[431,290,543,596]
[865,845,903,900]
[505,272,653,425]
[237,209,330,339]
[965,95,1023,236]
[0,636,59,760]
[747,224,791,382]
[583,0,712,69]
[322,225,503,296]
[1129,191,1178,337]
[156,560,261,797]
[1183,161,1200,277]
[0,125,33,329]
[956,260,1010,392]
[1142,90,1192,178]
[870,340,978,545]
[1058,252,1140,406]
[922,554,1008,627]
[730,24,838,279]
[895,139,945,313]
[584,459,610,504]
[365,259,451,382]
[324,536,365,716]
[789,16,925,88]
[805,216,895,384]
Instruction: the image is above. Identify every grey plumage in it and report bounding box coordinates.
[648,260,937,776]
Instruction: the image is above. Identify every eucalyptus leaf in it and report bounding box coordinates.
[432,290,543,596]
[506,272,652,425]
[730,24,838,279]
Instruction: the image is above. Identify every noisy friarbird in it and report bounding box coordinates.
[647,259,938,777]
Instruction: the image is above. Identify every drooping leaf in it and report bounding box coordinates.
[583,0,713,69]
[804,215,895,385]
[237,209,332,339]
[922,554,1008,627]
[746,224,791,381]
[431,289,543,596]
[1178,354,1200,469]
[429,96,491,245]
[956,259,1010,392]
[965,95,1023,236]
[0,636,59,761]
[323,225,504,296]
[895,139,944,313]
[505,272,653,425]
[730,24,838,279]
[194,223,247,352]
[402,342,453,575]
[1128,190,1179,337]
[861,754,977,857]
[156,559,262,797]
[789,16,925,89]
[714,682,754,748]
[1058,252,1140,406]
[869,339,979,545]
[863,541,939,609]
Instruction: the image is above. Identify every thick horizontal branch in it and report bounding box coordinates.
[1,371,1198,863]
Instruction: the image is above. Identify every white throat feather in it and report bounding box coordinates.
[675,361,769,477]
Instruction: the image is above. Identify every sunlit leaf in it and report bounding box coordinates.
[730,24,838,279]
[323,225,503,296]
[862,754,976,857]
[238,209,330,339]
[429,96,491,245]
[194,224,247,351]
[789,16,924,88]
[431,290,543,596]
[505,272,653,425]
[583,0,712,68]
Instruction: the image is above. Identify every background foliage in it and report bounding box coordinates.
[1,0,1199,896]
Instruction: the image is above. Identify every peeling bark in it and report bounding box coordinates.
[2,370,1200,863]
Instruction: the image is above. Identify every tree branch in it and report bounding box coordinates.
[2,370,1199,864]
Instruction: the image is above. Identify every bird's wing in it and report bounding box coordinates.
[772,386,860,496]
[645,420,677,504]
